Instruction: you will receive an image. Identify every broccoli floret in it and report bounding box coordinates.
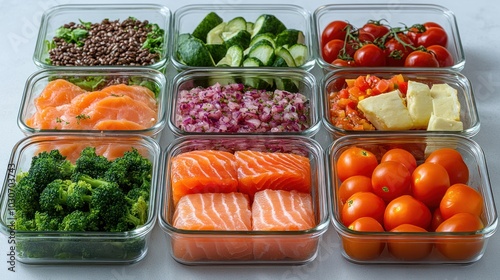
[34,211,62,231]
[66,180,92,210]
[14,213,36,231]
[39,179,72,215]
[71,147,111,181]
[26,150,75,193]
[103,148,152,192]
[14,176,40,217]
[59,210,88,231]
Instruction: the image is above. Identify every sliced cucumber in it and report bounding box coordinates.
[177,33,193,46]
[206,44,227,64]
[248,40,275,66]
[274,46,296,67]
[177,37,215,67]
[224,16,247,33]
[288,44,308,66]
[252,14,287,37]
[246,22,254,35]
[206,22,227,44]
[272,56,288,67]
[192,12,223,43]
[222,29,251,49]
[249,32,276,49]
[242,57,264,67]
[244,76,274,90]
[217,45,243,67]
[275,78,300,92]
[275,29,305,47]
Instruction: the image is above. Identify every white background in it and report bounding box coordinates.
[1,0,499,279]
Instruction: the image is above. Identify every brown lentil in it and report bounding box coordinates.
[48,18,163,66]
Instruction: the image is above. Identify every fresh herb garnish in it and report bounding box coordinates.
[129,77,160,98]
[66,76,106,91]
[75,114,90,124]
[54,27,89,47]
[78,19,92,30]
[142,23,164,54]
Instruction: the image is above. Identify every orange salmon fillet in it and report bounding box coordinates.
[172,192,253,262]
[170,150,239,206]
[34,79,87,111]
[100,84,157,110]
[234,151,311,199]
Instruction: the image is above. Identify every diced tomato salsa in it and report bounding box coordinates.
[328,74,408,130]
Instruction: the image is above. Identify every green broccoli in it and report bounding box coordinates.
[25,150,75,193]
[38,179,72,215]
[103,148,152,192]
[14,213,36,231]
[34,211,62,231]
[71,147,111,180]
[14,177,39,217]
[59,210,88,231]
[66,180,92,210]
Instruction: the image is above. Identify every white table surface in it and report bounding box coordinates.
[1,0,499,279]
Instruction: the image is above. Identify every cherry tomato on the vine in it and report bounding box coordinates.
[384,195,431,231]
[417,27,448,48]
[336,147,378,182]
[359,21,390,41]
[371,161,411,203]
[354,44,386,67]
[322,20,350,47]
[384,33,414,67]
[322,39,345,64]
[331,58,356,67]
[427,45,454,67]
[405,50,439,67]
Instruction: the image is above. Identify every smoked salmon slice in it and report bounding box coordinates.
[234,151,311,199]
[100,84,157,111]
[170,150,239,206]
[34,79,87,111]
[252,189,317,261]
[172,192,253,262]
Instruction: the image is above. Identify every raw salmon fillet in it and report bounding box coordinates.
[34,79,87,111]
[170,150,239,206]
[252,189,317,261]
[172,192,253,262]
[234,151,311,199]
[100,84,157,110]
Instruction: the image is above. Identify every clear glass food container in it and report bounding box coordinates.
[0,133,161,264]
[33,4,171,71]
[322,69,480,138]
[171,4,315,71]
[313,3,465,71]
[327,134,497,264]
[18,67,167,138]
[168,68,320,137]
[158,135,329,265]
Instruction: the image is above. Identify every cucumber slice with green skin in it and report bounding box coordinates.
[224,16,247,33]
[192,12,223,43]
[249,32,276,49]
[275,78,300,92]
[246,22,254,35]
[222,29,251,50]
[177,33,193,47]
[275,29,305,47]
[288,43,308,66]
[244,76,274,90]
[252,14,287,37]
[242,57,264,67]
[177,37,215,67]
[206,44,227,64]
[217,45,243,67]
[248,40,275,66]
[274,46,296,67]
[272,56,288,67]
[206,22,227,44]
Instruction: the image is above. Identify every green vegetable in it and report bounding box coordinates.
[217,45,243,67]
[243,57,264,67]
[275,29,305,47]
[192,11,223,43]
[224,16,247,33]
[54,27,88,47]
[252,14,287,37]
[222,29,251,49]
[142,23,165,54]
[274,78,300,92]
[206,44,227,64]
[249,32,276,49]
[288,43,308,67]
[177,37,215,67]
[248,40,276,66]
[206,22,226,44]
[274,46,296,67]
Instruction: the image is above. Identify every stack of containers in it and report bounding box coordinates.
[159,4,330,265]
[0,4,171,264]
[314,4,497,264]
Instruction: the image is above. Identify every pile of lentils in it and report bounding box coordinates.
[48,17,163,66]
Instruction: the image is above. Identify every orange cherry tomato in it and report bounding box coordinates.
[341,192,386,227]
[381,148,417,174]
[342,217,385,261]
[338,175,373,205]
[388,224,432,261]
[336,147,378,182]
[435,213,485,261]
[371,161,411,203]
[384,195,431,231]
[425,148,469,185]
[411,162,450,209]
[440,183,484,220]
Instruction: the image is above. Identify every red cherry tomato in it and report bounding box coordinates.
[331,58,356,67]
[354,44,386,67]
[404,50,439,67]
[411,162,450,209]
[359,21,390,40]
[381,148,417,174]
[423,22,445,30]
[322,39,345,64]
[427,45,454,67]
[371,161,411,203]
[384,33,414,67]
[417,27,448,48]
[384,195,432,231]
[322,20,350,47]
